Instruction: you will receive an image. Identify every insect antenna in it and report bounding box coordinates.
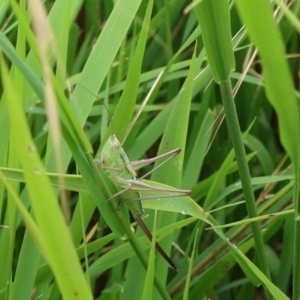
[68,81,146,144]
[68,81,116,140]
[121,71,164,145]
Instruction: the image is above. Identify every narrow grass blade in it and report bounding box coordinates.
[195,0,235,82]
[235,2,300,299]
[1,56,93,299]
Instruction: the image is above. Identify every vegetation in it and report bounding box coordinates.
[0,0,299,299]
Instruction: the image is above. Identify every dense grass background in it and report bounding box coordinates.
[0,0,300,299]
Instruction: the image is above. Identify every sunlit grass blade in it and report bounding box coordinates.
[0,54,93,299]
[71,0,142,128]
[102,0,153,145]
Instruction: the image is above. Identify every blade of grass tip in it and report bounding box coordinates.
[195,1,272,295]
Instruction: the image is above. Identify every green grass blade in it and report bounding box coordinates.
[235,1,300,299]
[103,0,153,145]
[1,55,93,300]
[182,229,198,300]
[142,211,157,300]
[71,0,142,128]
[220,79,272,287]
[195,0,235,82]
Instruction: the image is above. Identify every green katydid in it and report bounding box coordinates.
[95,134,191,270]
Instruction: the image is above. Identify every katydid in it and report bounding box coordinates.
[95,134,191,270]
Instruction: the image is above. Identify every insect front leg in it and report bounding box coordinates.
[104,176,134,203]
[105,186,131,203]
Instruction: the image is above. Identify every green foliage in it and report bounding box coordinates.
[0,0,299,299]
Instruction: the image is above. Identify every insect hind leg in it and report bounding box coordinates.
[116,200,123,217]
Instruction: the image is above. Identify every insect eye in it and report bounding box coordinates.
[112,141,120,148]
[95,157,105,165]
[111,134,121,149]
